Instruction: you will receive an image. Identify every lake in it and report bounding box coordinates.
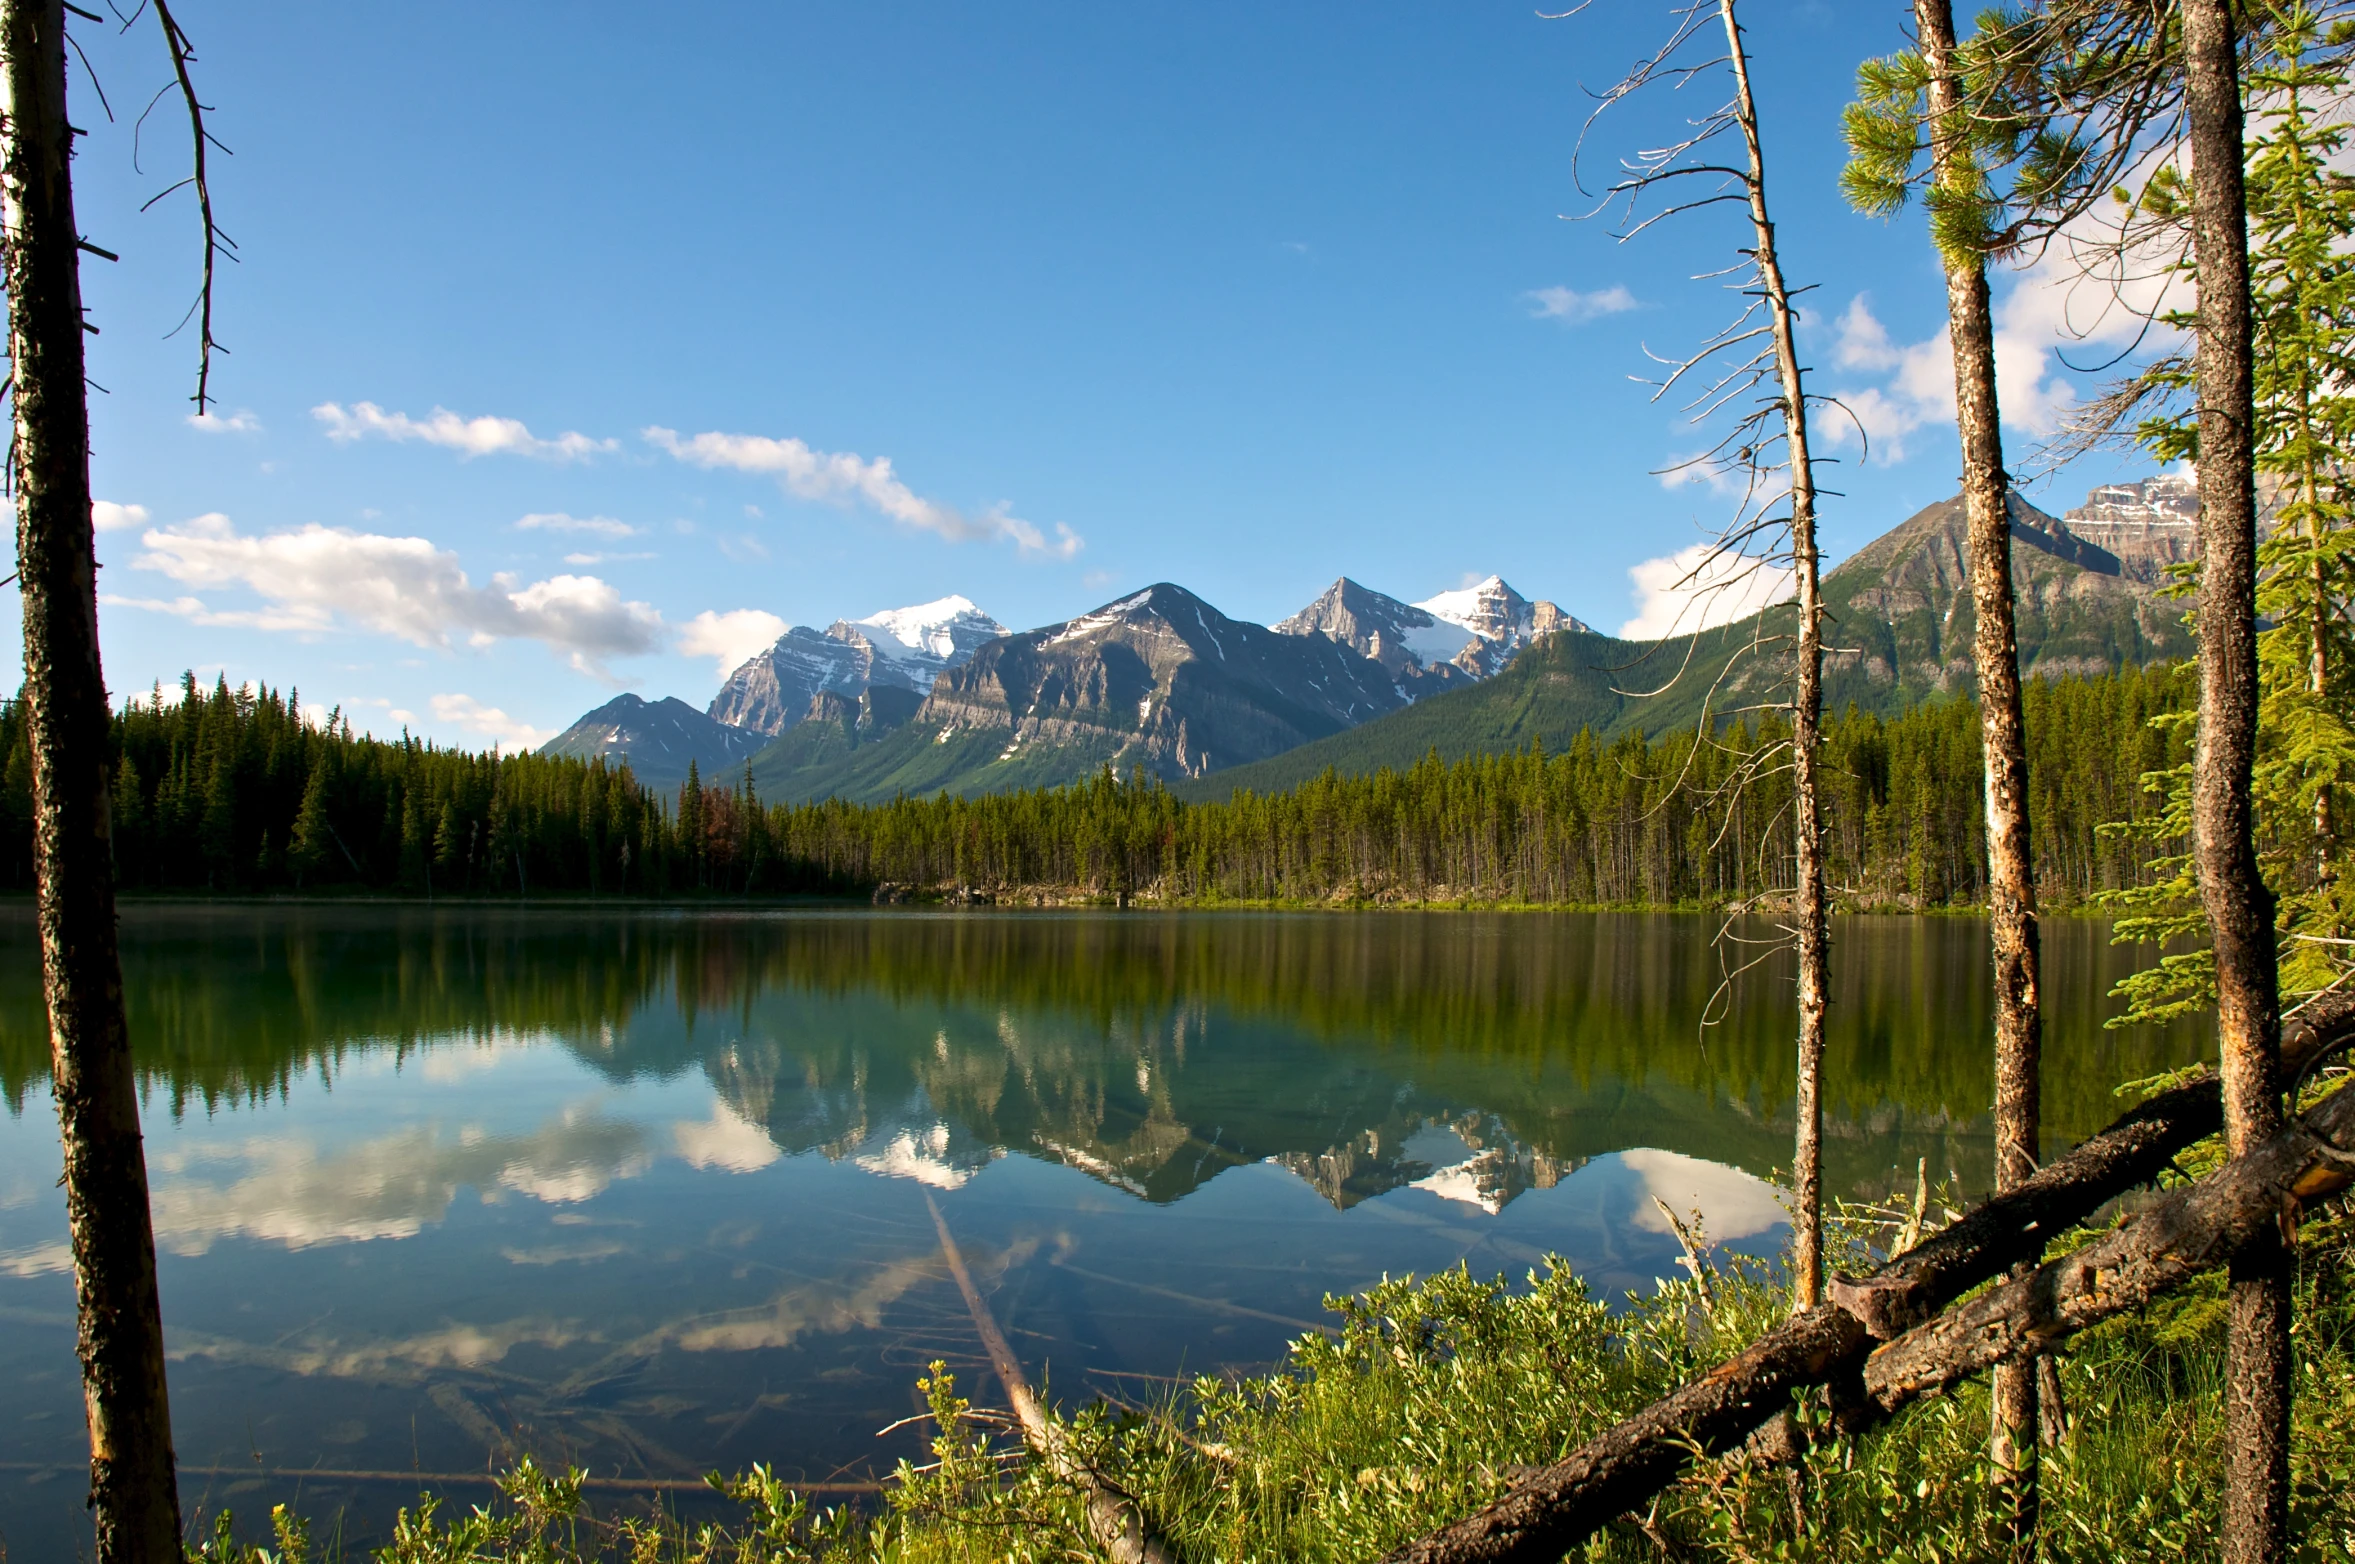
[0,905,2204,1552]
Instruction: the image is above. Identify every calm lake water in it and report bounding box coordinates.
[0,906,2204,1553]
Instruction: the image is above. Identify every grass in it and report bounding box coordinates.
[185,1179,2355,1564]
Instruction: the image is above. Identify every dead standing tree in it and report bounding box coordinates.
[1570,0,1834,1308]
[1,0,226,1557]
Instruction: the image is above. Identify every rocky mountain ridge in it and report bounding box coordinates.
[542,475,2207,801]
[540,695,764,784]
[708,596,1007,736]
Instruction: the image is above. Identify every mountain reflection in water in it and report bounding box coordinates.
[0,906,2204,1552]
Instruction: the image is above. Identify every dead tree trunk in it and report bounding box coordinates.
[1717,0,1832,1313]
[1380,992,2355,1564]
[0,2,182,1558]
[1912,0,2044,1531]
[2183,1,2289,1558]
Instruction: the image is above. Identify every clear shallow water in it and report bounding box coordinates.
[0,906,2204,1552]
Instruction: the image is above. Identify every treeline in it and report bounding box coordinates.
[774,666,2194,907]
[0,665,2195,906]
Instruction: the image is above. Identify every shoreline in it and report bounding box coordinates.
[48,887,2132,919]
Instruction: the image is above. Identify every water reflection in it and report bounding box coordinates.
[0,906,2205,1553]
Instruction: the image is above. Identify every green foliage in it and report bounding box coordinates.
[2099,9,2355,1022]
[1841,2,2136,265]
[754,670,2191,909]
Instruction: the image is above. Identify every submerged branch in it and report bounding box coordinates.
[925,1195,1178,1564]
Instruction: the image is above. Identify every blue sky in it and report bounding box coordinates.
[37,0,2155,749]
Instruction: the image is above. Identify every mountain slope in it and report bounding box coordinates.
[751,583,1410,803]
[1274,578,1475,694]
[540,695,762,789]
[1178,492,2191,799]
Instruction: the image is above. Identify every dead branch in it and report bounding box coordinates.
[148,0,228,412]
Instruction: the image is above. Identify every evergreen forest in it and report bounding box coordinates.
[7,663,2204,909]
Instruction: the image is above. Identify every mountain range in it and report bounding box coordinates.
[541,479,2198,802]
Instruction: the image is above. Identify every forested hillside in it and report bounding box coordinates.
[0,665,2191,908]
[1185,493,2193,800]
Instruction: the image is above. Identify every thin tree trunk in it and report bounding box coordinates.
[0,2,182,1558]
[2307,459,2335,877]
[1719,0,1830,1311]
[1913,0,2043,1537]
[2183,1,2290,1558]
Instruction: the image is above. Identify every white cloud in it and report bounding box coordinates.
[187,409,262,435]
[313,401,617,462]
[126,512,664,674]
[1621,541,1798,639]
[562,550,655,566]
[430,693,558,751]
[1831,294,1901,371]
[679,608,788,678]
[516,511,636,538]
[1528,283,1639,324]
[1820,236,2188,463]
[142,1111,652,1256]
[644,425,1082,558]
[93,500,149,533]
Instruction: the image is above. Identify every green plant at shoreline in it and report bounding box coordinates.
[183,1175,2355,1564]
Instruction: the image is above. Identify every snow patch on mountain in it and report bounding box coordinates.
[851,595,1003,665]
[1401,618,1477,665]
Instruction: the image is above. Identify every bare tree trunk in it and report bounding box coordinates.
[1913,0,2043,1539]
[2183,1,2289,1558]
[1719,0,1830,1311]
[0,3,181,1558]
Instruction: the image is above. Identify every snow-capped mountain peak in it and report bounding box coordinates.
[1415,576,1532,641]
[851,595,1003,662]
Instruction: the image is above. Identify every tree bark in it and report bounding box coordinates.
[2184,1,2290,1558]
[0,3,182,1559]
[1913,0,2043,1536]
[1863,1071,2355,1409]
[1720,0,1832,1313]
[1379,992,2355,1564]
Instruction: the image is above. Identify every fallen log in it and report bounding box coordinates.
[1864,1074,2355,1409]
[1380,991,2355,1564]
[924,1194,1178,1564]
